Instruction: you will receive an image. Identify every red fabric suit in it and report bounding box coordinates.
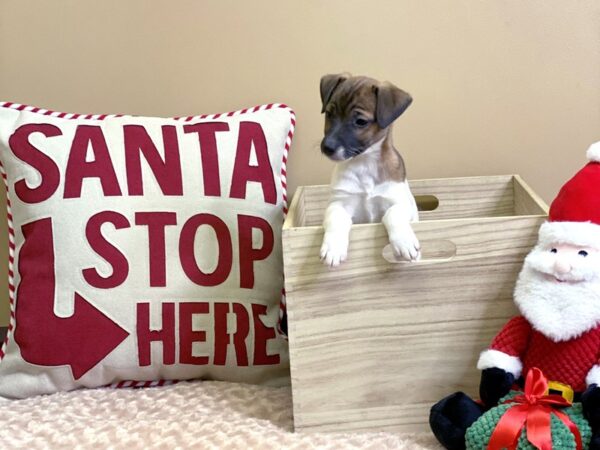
[488,316,600,392]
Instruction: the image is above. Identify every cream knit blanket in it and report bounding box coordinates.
[0,380,440,449]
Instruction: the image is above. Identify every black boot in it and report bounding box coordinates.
[429,392,485,450]
[583,384,600,450]
[589,433,600,450]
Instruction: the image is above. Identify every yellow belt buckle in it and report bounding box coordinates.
[546,380,575,404]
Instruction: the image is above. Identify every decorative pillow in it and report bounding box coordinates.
[0,101,295,398]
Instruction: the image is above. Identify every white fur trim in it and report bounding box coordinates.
[587,141,600,162]
[477,349,523,378]
[514,258,600,341]
[586,365,600,386]
[538,221,600,249]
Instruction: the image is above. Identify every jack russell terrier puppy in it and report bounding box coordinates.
[319,73,420,267]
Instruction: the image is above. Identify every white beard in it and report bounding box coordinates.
[514,247,600,342]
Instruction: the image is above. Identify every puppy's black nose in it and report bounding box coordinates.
[321,143,334,155]
[321,138,337,155]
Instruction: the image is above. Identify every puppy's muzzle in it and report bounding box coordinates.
[321,136,347,161]
[321,136,337,155]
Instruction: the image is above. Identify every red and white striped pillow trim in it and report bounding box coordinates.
[0,101,295,386]
[105,379,179,389]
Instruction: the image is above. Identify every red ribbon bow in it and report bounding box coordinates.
[487,367,583,450]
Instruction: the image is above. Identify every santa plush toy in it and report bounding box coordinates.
[430,141,600,450]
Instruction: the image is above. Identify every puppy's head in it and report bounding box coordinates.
[319,73,412,161]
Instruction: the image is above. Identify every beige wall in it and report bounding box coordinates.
[0,1,599,324]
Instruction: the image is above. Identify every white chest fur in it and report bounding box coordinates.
[329,146,419,223]
[321,142,421,266]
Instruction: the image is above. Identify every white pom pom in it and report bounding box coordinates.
[586,141,600,162]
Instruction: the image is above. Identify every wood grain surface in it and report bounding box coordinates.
[283,175,548,434]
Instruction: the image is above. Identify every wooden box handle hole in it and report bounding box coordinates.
[415,195,439,211]
[382,239,457,265]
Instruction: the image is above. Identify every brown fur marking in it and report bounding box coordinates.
[325,75,407,182]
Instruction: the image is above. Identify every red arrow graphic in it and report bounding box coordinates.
[14,217,129,380]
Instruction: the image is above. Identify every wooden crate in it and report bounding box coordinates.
[282,175,548,434]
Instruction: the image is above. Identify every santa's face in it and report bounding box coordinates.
[514,242,600,342]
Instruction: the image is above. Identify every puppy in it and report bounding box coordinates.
[319,73,420,267]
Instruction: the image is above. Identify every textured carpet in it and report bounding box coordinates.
[0,380,441,449]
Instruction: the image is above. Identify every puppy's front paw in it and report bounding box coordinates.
[320,233,349,267]
[389,230,421,262]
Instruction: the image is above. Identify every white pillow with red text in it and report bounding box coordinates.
[0,102,294,398]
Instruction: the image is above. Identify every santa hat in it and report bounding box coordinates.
[538,141,600,249]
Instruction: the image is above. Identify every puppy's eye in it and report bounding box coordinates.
[579,250,589,257]
[550,248,557,253]
[354,118,369,128]
[325,110,333,119]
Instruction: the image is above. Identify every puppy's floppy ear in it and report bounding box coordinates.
[374,82,413,128]
[320,73,348,113]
